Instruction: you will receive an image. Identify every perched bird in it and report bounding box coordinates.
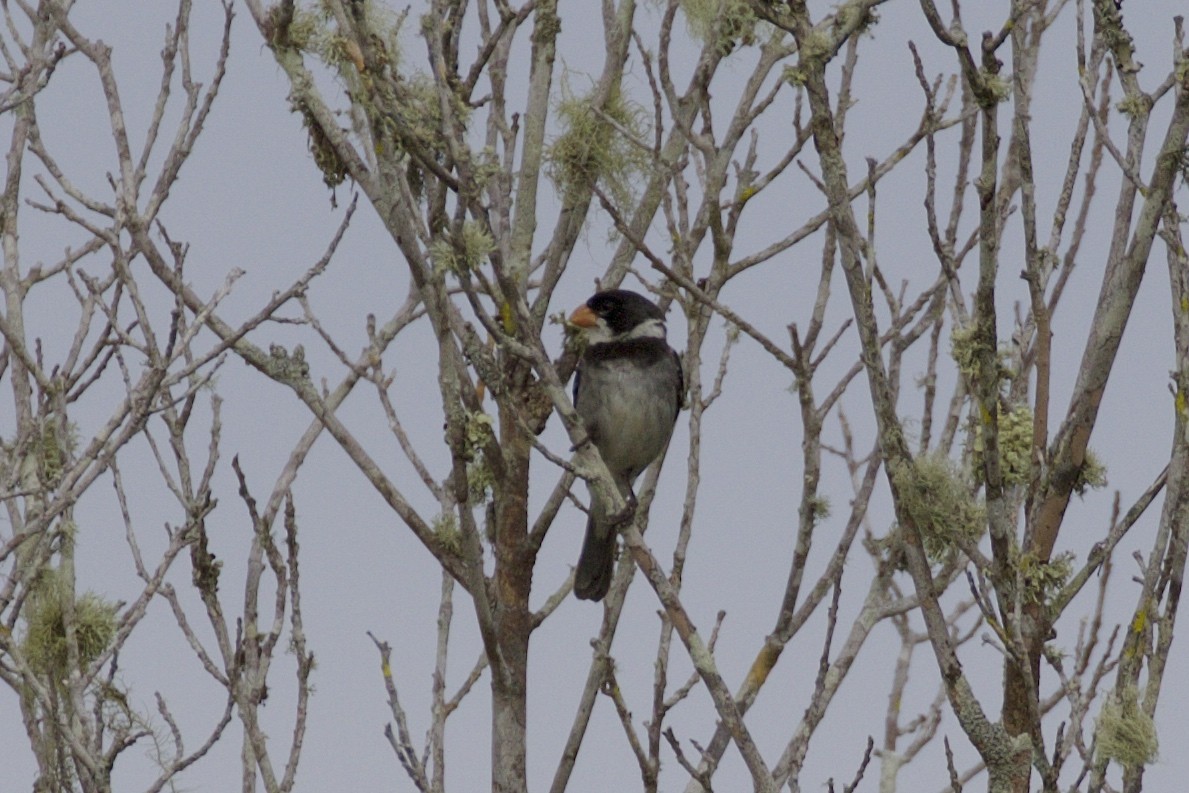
[568,289,683,601]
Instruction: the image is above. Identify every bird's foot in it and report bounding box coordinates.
[609,492,638,528]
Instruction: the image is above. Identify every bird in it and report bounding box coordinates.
[567,289,683,601]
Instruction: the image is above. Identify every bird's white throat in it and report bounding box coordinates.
[587,316,667,344]
[626,317,667,340]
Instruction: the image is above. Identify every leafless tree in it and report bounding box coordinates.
[2,1,1187,792]
[0,3,313,791]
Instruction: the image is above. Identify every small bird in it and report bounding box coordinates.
[568,289,683,601]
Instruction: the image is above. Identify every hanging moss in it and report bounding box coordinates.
[283,2,418,192]
[299,105,350,189]
[1096,686,1159,767]
[547,84,650,210]
[680,0,758,55]
[285,1,403,74]
[891,454,985,562]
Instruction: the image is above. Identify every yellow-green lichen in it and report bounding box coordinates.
[782,64,808,87]
[22,571,118,678]
[970,405,1034,487]
[981,72,1012,104]
[1116,92,1151,119]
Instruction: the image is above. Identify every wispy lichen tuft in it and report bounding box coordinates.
[1096,686,1158,767]
[433,512,463,555]
[1073,449,1108,495]
[22,571,118,678]
[547,84,650,210]
[680,0,758,55]
[287,1,403,75]
[807,495,831,524]
[891,454,985,562]
[430,222,496,274]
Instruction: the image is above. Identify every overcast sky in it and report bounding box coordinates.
[3,1,1187,791]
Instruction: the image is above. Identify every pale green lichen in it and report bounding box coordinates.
[891,454,985,562]
[1116,92,1150,119]
[950,323,994,383]
[982,72,1012,103]
[288,1,403,73]
[287,3,470,194]
[832,2,880,36]
[284,7,325,52]
[364,69,471,181]
[807,495,831,524]
[797,29,833,63]
[1073,449,1108,494]
[430,221,496,274]
[547,84,650,209]
[1096,686,1159,767]
[970,405,1034,487]
[966,405,1107,495]
[22,571,118,678]
[680,0,758,55]
[465,411,496,503]
[25,419,78,489]
[782,64,808,87]
[951,322,1017,395]
[266,344,310,384]
[465,411,495,448]
[1017,550,1074,606]
[432,512,463,555]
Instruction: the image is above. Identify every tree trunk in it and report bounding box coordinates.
[491,370,538,793]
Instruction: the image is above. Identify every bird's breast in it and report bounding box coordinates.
[575,349,680,482]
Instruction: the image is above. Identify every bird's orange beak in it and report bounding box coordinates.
[569,304,598,328]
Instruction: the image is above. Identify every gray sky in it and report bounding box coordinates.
[3,1,1187,791]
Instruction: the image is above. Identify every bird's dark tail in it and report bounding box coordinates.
[574,513,616,601]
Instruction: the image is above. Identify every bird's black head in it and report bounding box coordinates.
[582,289,665,336]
